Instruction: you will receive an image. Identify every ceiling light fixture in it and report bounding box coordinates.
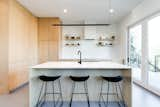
[63,9,68,13]
[109,0,114,14]
[108,0,114,24]
[109,9,114,13]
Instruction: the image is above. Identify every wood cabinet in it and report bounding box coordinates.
[0,0,9,94]
[8,0,38,91]
[38,18,61,63]
[0,0,61,93]
[0,0,38,93]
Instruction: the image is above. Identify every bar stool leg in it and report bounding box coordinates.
[43,82,48,106]
[106,81,109,107]
[84,81,90,107]
[70,82,75,107]
[37,82,47,107]
[58,79,63,107]
[100,80,108,107]
[52,81,56,107]
[118,82,126,107]
[115,83,121,107]
[99,80,103,107]
[36,82,45,107]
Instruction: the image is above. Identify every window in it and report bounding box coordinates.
[148,16,160,89]
[129,25,142,81]
[128,13,160,95]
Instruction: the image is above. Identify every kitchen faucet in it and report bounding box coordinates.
[77,50,82,64]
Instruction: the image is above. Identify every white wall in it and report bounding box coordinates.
[60,23,122,62]
[118,0,160,62]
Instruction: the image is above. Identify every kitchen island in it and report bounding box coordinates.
[30,61,132,107]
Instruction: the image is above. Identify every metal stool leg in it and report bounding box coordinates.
[99,79,103,107]
[115,83,121,107]
[118,82,126,107]
[43,82,48,106]
[70,81,75,107]
[36,82,45,107]
[37,82,47,107]
[52,81,56,107]
[101,80,109,107]
[84,81,90,107]
[39,82,48,107]
[105,81,109,107]
[58,79,63,107]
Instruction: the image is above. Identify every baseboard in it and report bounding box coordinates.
[133,81,160,97]
[9,82,29,93]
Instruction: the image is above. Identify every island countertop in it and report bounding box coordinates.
[30,61,132,107]
[31,61,131,70]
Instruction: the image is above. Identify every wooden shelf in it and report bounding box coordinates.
[65,43,80,46]
[98,36,115,41]
[65,36,81,41]
[96,42,113,47]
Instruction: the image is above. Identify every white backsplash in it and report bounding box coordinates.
[60,23,121,62]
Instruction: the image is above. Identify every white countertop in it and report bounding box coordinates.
[31,61,131,70]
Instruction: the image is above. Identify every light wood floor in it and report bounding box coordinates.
[0,84,160,107]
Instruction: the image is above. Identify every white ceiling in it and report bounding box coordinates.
[17,0,144,23]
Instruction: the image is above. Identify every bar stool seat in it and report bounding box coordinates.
[39,76,61,81]
[101,76,123,82]
[69,76,89,82]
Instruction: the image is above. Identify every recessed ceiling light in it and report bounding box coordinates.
[109,9,114,13]
[63,9,68,13]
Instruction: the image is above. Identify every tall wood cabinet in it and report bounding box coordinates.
[0,0,61,94]
[8,0,38,91]
[0,0,38,93]
[38,18,61,63]
[0,0,9,94]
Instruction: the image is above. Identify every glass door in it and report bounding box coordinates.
[148,16,160,90]
[129,25,142,81]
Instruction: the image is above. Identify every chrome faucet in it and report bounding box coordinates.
[77,50,82,64]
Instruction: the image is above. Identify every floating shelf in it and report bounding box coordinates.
[98,36,115,41]
[96,41,113,47]
[65,43,80,47]
[65,36,81,40]
[53,24,110,26]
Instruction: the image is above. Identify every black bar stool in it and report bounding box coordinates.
[36,76,63,107]
[99,76,126,107]
[69,76,90,107]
